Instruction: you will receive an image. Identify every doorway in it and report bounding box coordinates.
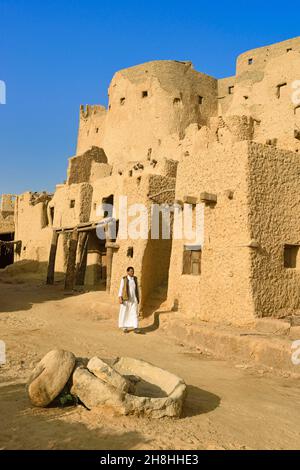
[0,232,14,268]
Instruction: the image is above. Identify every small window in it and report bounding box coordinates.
[120,97,125,105]
[228,86,234,95]
[287,48,292,52]
[173,97,181,105]
[276,83,287,99]
[248,58,253,65]
[95,128,99,133]
[244,95,249,100]
[127,247,134,257]
[284,244,300,268]
[182,246,201,275]
[198,95,203,104]
[142,91,148,98]
[49,207,55,225]
[70,200,75,208]
[294,129,300,140]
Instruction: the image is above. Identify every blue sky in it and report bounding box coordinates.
[0,0,298,194]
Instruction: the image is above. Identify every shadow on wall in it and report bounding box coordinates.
[141,230,172,315]
[0,383,145,450]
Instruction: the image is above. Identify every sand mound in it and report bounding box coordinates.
[0,260,47,283]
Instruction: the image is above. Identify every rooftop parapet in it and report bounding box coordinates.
[236,36,300,77]
[0,194,15,213]
[80,104,107,119]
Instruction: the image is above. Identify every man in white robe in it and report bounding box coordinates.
[118,267,141,333]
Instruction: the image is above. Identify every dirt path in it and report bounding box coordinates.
[1,281,300,450]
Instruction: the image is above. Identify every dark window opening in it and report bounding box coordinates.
[228,86,234,95]
[198,95,203,104]
[70,200,75,208]
[287,48,292,52]
[95,128,99,133]
[182,246,201,275]
[173,97,181,105]
[49,207,55,225]
[102,194,114,218]
[244,95,249,100]
[127,246,134,257]
[120,97,125,105]
[294,129,300,140]
[248,58,253,65]
[276,83,287,98]
[284,244,300,268]
[0,232,14,269]
[142,91,148,98]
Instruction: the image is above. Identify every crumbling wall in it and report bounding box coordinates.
[76,105,107,155]
[76,60,218,164]
[0,194,15,214]
[219,40,300,152]
[50,182,93,228]
[167,139,255,325]
[14,192,53,263]
[247,142,300,317]
[0,194,15,236]
[67,147,108,184]
[236,36,300,77]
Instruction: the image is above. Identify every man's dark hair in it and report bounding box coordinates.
[127,266,134,272]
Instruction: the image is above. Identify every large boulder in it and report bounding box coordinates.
[70,366,126,411]
[27,349,76,407]
[72,357,186,418]
[87,357,130,393]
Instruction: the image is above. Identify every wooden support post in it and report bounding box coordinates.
[64,229,79,291]
[75,231,89,286]
[106,246,113,293]
[105,222,115,293]
[46,231,59,285]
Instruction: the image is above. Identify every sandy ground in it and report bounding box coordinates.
[1,281,300,450]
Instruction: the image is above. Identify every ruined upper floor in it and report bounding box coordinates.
[76,36,300,162]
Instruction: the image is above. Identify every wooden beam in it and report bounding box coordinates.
[105,242,120,249]
[77,225,96,233]
[46,231,59,285]
[64,229,79,290]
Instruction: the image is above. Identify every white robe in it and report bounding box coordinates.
[118,275,139,329]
